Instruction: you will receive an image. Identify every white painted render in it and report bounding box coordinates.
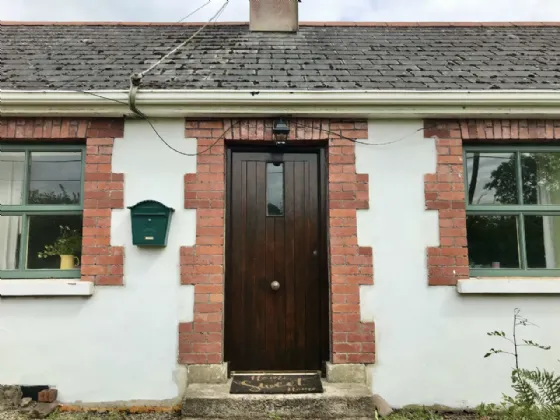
[0,118,196,403]
[358,120,560,408]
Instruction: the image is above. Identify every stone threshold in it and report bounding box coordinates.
[182,380,375,419]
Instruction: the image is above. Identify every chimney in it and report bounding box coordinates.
[250,0,299,32]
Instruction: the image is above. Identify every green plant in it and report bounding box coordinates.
[38,225,81,258]
[511,369,560,409]
[485,308,560,412]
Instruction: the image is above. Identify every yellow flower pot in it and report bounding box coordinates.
[60,255,80,270]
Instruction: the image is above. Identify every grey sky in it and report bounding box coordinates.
[1,0,560,22]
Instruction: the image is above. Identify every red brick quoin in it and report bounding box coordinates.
[0,118,125,286]
[424,119,560,286]
[179,119,375,365]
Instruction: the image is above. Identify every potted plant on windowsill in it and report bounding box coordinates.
[38,225,82,270]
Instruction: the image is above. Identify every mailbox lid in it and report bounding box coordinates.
[128,200,175,215]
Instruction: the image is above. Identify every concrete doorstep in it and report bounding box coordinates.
[182,380,377,419]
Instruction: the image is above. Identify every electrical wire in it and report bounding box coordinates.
[135,0,229,79]
[139,111,239,156]
[7,0,426,154]
[177,0,212,23]
[77,90,235,156]
[37,0,423,154]
[290,121,425,146]
[76,90,430,155]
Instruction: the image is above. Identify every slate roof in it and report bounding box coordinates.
[2,23,560,91]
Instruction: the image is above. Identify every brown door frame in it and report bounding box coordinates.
[224,143,330,373]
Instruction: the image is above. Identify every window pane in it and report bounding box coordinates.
[267,162,284,216]
[466,152,518,205]
[0,151,25,205]
[28,152,82,205]
[522,152,560,205]
[525,215,560,269]
[27,215,82,270]
[467,215,520,268]
[0,215,23,269]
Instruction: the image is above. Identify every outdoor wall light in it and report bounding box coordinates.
[272,119,290,146]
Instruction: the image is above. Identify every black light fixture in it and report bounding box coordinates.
[272,119,290,146]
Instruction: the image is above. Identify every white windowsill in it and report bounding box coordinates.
[0,279,94,297]
[457,278,560,294]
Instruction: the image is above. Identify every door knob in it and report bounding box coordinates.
[271,281,280,291]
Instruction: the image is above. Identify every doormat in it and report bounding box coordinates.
[230,373,323,394]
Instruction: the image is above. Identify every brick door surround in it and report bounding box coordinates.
[179,118,376,366]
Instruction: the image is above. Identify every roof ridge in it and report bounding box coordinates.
[2,20,560,27]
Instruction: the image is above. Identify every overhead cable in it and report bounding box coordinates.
[78,90,430,155]
[177,0,212,23]
[134,0,229,79]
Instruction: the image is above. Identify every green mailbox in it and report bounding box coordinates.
[129,200,175,247]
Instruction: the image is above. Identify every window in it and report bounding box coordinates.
[266,162,284,216]
[465,146,560,276]
[0,145,85,279]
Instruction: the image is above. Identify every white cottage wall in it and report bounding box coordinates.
[0,119,196,403]
[358,120,560,408]
[2,117,560,406]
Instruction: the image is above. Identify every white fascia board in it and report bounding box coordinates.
[457,278,560,294]
[0,279,94,297]
[2,89,560,118]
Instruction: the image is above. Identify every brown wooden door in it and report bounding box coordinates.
[225,148,328,372]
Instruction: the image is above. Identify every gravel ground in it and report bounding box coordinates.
[0,410,181,420]
[0,410,26,420]
[0,408,482,420]
[0,410,481,420]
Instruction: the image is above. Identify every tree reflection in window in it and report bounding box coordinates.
[466,149,560,271]
[28,152,82,205]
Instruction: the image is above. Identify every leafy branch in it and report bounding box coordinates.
[485,308,560,411]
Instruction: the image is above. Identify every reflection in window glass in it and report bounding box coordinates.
[522,153,560,205]
[467,215,520,268]
[0,152,25,205]
[267,162,284,216]
[466,152,517,205]
[525,215,560,269]
[0,216,22,270]
[28,152,82,204]
[27,214,82,270]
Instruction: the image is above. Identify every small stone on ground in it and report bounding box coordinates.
[19,399,32,409]
[372,394,393,417]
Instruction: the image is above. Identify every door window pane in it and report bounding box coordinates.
[27,215,82,270]
[525,215,560,269]
[467,215,520,268]
[0,152,25,205]
[267,162,284,216]
[28,152,82,204]
[522,152,560,205]
[0,215,23,270]
[466,152,518,205]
